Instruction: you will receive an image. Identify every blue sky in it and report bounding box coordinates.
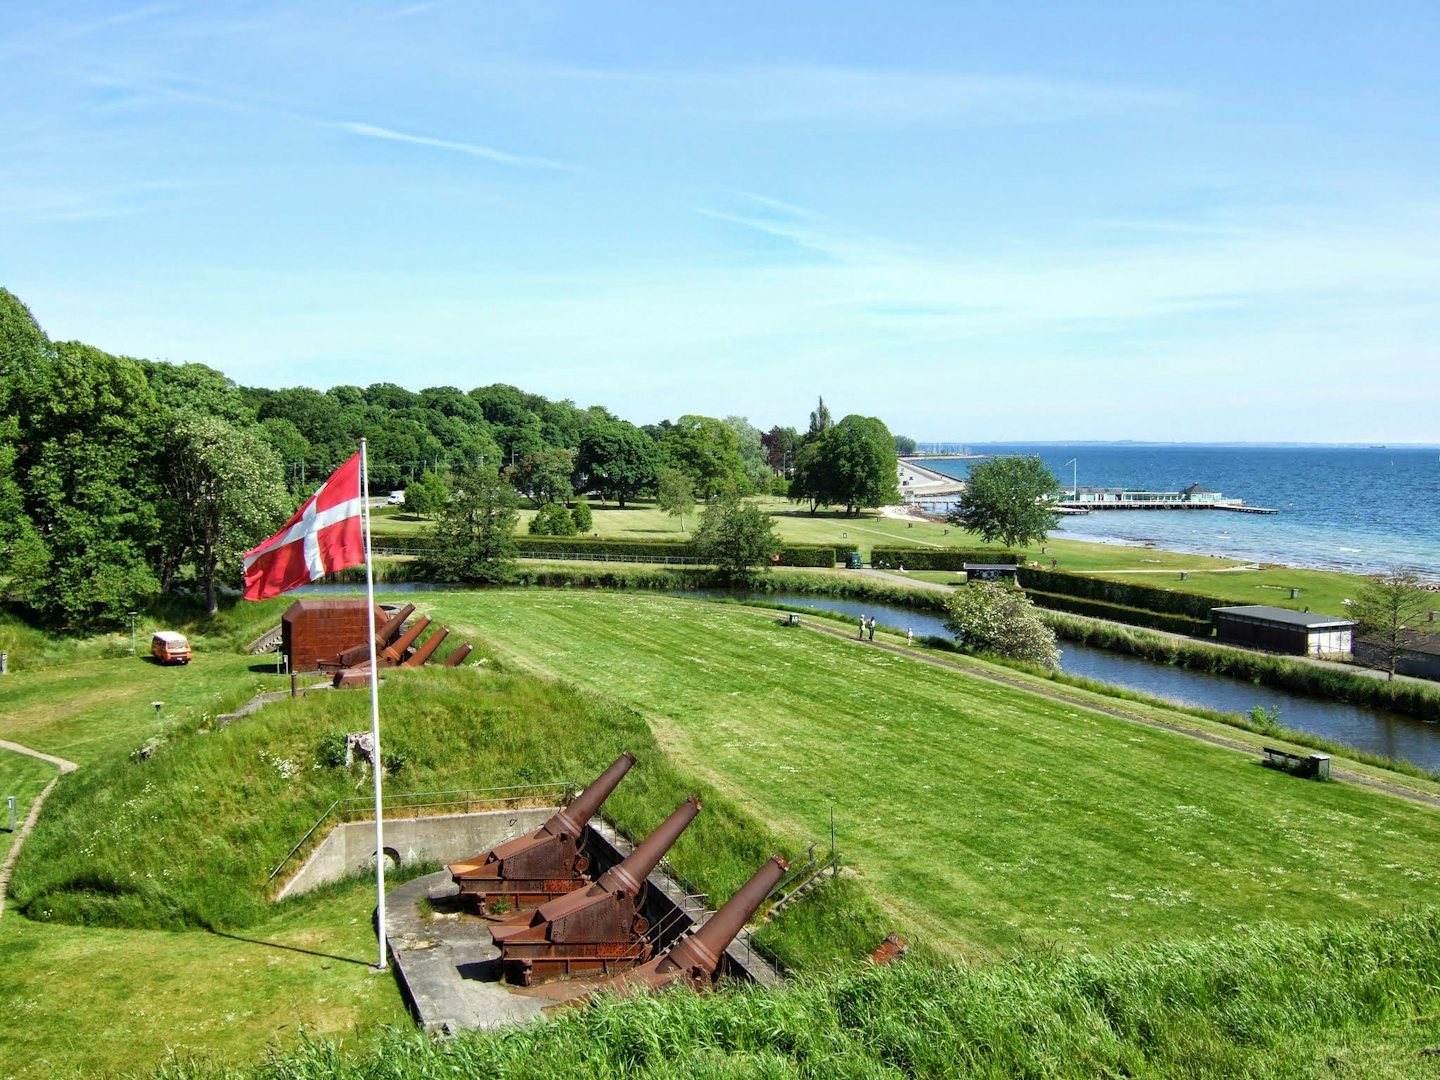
[3,2,1437,442]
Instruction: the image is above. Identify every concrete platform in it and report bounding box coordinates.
[386,872,549,1033]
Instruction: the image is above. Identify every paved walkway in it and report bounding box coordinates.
[0,741,78,922]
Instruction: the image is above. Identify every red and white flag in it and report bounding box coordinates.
[242,453,366,600]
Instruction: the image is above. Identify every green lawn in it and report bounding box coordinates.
[0,752,57,865]
[425,589,1440,956]
[0,877,409,1079]
[0,651,287,768]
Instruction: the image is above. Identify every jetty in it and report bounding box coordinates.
[1055,484,1276,514]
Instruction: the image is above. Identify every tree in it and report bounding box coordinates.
[948,456,1060,548]
[529,502,578,536]
[787,439,832,514]
[894,434,918,456]
[692,496,782,580]
[161,413,291,615]
[762,425,801,475]
[944,581,1059,667]
[820,415,901,516]
[418,469,519,583]
[724,415,773,493]
[808,395,832,436]
[1352,568,1433,680]
[404,470,449,519]
[787,415,900,515]
[656,467,695,533]
[570,496,593,533]
[576,420,659,508]
[660,415,746,500]
[14,341,166,625]
[505,447,575,508]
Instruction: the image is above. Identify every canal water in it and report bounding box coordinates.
[674,590,1440,771]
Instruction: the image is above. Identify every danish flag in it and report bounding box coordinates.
[242,453,367,600]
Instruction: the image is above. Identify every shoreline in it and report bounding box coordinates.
[882,503,1440,584]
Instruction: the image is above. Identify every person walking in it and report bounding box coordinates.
[906,628,914,646]
[867,616,876,642]
[859,615,867,639]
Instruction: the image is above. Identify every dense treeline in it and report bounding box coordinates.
[0,289,907,627]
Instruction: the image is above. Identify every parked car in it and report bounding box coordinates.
[151,631,192,665]
[386,490,405,505]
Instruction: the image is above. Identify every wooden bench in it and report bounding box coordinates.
[1262,747,1331,779]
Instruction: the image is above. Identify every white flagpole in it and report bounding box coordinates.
[360,438,388,970]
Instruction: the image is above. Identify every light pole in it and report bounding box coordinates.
[128,611,138,655]
[1063,458,1077,500]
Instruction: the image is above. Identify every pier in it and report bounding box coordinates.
[1055,484,1276,514]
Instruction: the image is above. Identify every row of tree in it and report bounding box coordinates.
[0,288,910,627]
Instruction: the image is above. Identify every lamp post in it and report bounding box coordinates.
[1063,458,1077,500]
[128,611,138,655]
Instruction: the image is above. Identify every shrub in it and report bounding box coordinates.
[944,581,1059,667]
[570,497,593,533]
[529,502,579,536]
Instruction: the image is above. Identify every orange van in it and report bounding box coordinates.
[151,631,192,665]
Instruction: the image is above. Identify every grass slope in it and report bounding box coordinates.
[424,589,1440,956]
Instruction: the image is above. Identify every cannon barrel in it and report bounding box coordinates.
[402,626,448,667]
[448,751,637,914]
[489,797,702,982]
[664,854,786,979]
[546,751,638,841]
[599,795,701,899]
[381,615,430,665]
[334,603,414,667]
[442,643,473,668]
[598,854,787,994]
[375,604,415,645]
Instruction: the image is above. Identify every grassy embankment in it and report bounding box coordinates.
[6,589,1440,1076]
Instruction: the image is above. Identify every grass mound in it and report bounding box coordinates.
[8,664,797,944]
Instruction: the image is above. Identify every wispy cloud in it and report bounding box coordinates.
[546,65,1180,126]
[698,193,902,265]
[332,121,574,171]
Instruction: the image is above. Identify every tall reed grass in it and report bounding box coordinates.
[151,908,1440,1079]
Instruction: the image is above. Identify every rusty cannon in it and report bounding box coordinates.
[447,751,637,916]
[490,796,701,985]
[594,853,787,996]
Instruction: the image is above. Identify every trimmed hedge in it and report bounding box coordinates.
[516,536,696,558]
[777,544,840,568]
[1016,567,1227,620]
[871,547,1023,571]
[1025,589,1214,637]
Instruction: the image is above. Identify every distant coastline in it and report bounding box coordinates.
[913,443,1440,579]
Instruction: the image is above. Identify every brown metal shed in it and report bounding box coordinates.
[282,598,386,673]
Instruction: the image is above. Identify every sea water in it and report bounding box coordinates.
[918,444,1440,577]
